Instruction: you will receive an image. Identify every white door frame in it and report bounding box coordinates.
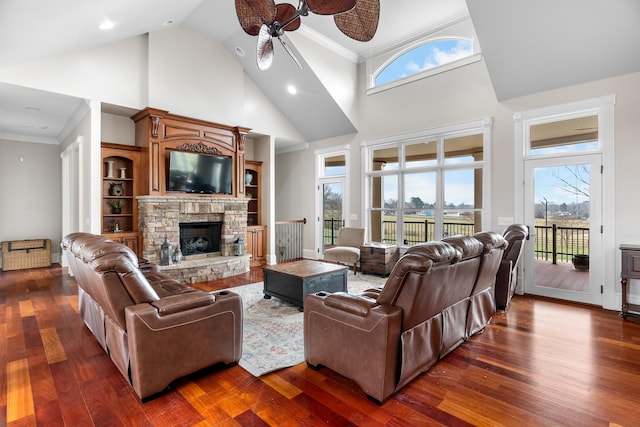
[523,154,602,305]
[314,146,350,259]
[514,95,616,309]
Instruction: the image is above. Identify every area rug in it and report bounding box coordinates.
[226,273,387,377]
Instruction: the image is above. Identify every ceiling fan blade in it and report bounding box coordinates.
[307,0,356,16]
[275,3,301,32]
[235,0,277,36]
[279,37,303,69]
[257,24,274,70]
[334,0,379,41]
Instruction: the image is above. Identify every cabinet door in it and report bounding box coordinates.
[247,226,266,264]
[120,235,139,255]
[254,227,266,261]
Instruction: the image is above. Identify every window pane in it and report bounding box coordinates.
[323,154,345,176]
[372,147,399,170]
[444,168,481,209]
[444,134,483,165]
[530,115,599,156]
[375,39,473,87]
[442,215,477,237]
[371,175,398,209]
[403,210,431,244]
[404,171,436,209]
[380,211,397,244]
[405,140,437,168]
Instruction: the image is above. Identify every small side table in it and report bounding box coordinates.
[619,244,640,319]
[360,243,399,276]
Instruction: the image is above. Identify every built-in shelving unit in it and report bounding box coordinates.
[101,142,141,254]
[245,160,266,265]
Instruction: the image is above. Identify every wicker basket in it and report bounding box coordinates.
[1,239,51,271]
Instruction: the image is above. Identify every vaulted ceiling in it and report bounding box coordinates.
[1,0,639,148]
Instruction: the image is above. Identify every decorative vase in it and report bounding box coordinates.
[112,207,121,214]
[106,160,114,178]
[245,171,253,185]
[119,168,126,179]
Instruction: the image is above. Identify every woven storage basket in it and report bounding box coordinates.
[1,239,51,271]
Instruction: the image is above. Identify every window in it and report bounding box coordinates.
[366,18,481,93]
[375,38,474,87]
[528,115,599,156]
[364,119,491,246]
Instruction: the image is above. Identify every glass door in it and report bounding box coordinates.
[315,150,349,256]
[322,181,344,251]
[523,154,602,305]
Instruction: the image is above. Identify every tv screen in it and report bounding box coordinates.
[167,150,233,194]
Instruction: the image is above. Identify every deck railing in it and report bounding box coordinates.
[323,219,475,245]
[324,219,589,264]
[534,224,589,264]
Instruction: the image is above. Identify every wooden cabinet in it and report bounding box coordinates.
[102,143,141,255]
[245,160,266,265]
[247,225,267,265]
[620,244,640,319]
[130,108,250,197]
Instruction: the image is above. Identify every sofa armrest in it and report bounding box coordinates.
[323,292,378,316]
[125,291,243,399]
[304,292,402,403]
[494,259,514,309]
[150,291,215,316]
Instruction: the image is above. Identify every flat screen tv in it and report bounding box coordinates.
[167,150,233,194]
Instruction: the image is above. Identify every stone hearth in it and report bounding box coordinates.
[137,195,250,283]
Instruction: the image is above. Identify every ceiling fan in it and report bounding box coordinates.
[235,0,380,70]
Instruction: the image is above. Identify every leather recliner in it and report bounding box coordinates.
[495,224,528,310]
[61,233,243,399]
[304,232,506,403]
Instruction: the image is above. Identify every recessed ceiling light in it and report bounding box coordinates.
[99,19,115,30]
[235,46,245,58]
[163,19,175,26]
[287,85,297,95]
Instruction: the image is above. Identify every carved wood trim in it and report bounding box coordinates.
[175,141,223,155]
[151,116,161,138]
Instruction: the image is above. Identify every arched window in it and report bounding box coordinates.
[374,38,474,87]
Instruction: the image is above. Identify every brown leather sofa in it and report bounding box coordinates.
[61,232,242,400]
[495,224,528,310]
[303,231,506,403]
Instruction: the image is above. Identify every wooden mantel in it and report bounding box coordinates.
[131,107,251,198]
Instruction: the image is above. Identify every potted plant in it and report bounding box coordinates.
[572,254,589,271]
[109,199,125,214]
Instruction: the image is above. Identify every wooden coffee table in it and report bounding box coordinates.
[263,259,348,311]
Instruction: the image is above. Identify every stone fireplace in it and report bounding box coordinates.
[137,195,250,283]
[179,221,223,256]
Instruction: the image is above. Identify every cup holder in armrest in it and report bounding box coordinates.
[316,291,328,297]
[217,291,230,296]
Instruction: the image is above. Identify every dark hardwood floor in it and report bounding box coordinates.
[2,264,640,426]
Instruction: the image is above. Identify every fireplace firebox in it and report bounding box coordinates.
[179,221,223,256]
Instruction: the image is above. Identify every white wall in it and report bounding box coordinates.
[0,139,62,266]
